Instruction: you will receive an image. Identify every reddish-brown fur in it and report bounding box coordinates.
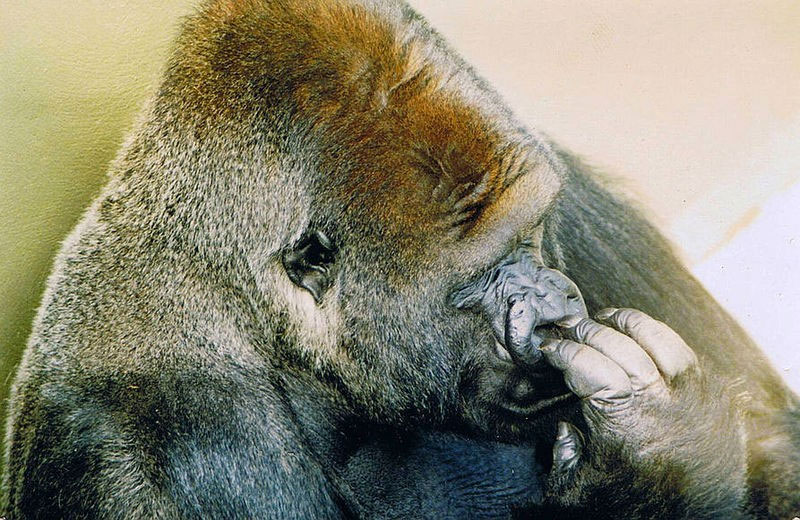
[165,0,554,252]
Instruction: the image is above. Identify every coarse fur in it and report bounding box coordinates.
[3,0,799,518]
[547,152,800,517]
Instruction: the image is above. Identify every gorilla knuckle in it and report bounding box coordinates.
[568,344,595,366]
[591,382,634,411]
[613,308,651,336]
[635,374,668,400]
[572,317,606,344]
[549,339,580,366]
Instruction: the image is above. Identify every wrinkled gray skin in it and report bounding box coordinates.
[452,249,587,365]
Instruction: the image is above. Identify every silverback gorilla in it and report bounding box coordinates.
[3,1,799,518]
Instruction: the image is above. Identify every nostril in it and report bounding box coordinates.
[507,292,526,306]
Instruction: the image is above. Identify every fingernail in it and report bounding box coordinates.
[507,292,526,306]
[555,315,582,328]
[556,421,571,440]
[538,338,559,352]
[595,307,619,321]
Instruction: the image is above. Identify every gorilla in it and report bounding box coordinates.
[2,0,798,518]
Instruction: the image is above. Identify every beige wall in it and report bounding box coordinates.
[2,0,799,463]
[408,0,800,260]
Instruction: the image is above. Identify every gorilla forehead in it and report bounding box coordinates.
[178,0,562,246]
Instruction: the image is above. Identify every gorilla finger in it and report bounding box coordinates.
[552,421,583,475]
[505,293,541,365]
[535,267,588,321]
[556,315,665,395]
[596,308,699,379]
[540,339,632,403]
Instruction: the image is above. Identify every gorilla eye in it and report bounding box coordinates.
[281,230,337,304]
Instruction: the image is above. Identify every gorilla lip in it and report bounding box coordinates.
[498,391,576,418]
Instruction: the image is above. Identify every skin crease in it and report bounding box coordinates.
[2,0,799,518]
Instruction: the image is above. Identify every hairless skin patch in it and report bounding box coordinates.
[451,250,588,366]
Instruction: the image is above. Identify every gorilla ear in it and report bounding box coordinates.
[281,231,337,304]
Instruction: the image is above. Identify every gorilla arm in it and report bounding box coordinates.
[3,345,361,519]
[548,151,800,517]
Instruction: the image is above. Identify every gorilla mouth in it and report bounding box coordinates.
[484,322,577,417]
[498,391,576,418]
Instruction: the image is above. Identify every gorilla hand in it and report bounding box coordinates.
[537,309,749,519]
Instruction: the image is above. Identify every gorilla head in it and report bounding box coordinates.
[140,0,583,427]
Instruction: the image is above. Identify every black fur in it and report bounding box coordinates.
[547,151,800,516]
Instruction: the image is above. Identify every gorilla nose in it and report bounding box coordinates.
[451,251,587,366]
[530,266,588,324]
[504,292,545,365]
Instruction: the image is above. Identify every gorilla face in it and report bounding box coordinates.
[284,221,584,435]
[284,225,588,437]
[280,137,582,429]
[143,0,581,430]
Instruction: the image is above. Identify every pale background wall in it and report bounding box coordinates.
[407,0,800,390]
[1,0,799,466]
